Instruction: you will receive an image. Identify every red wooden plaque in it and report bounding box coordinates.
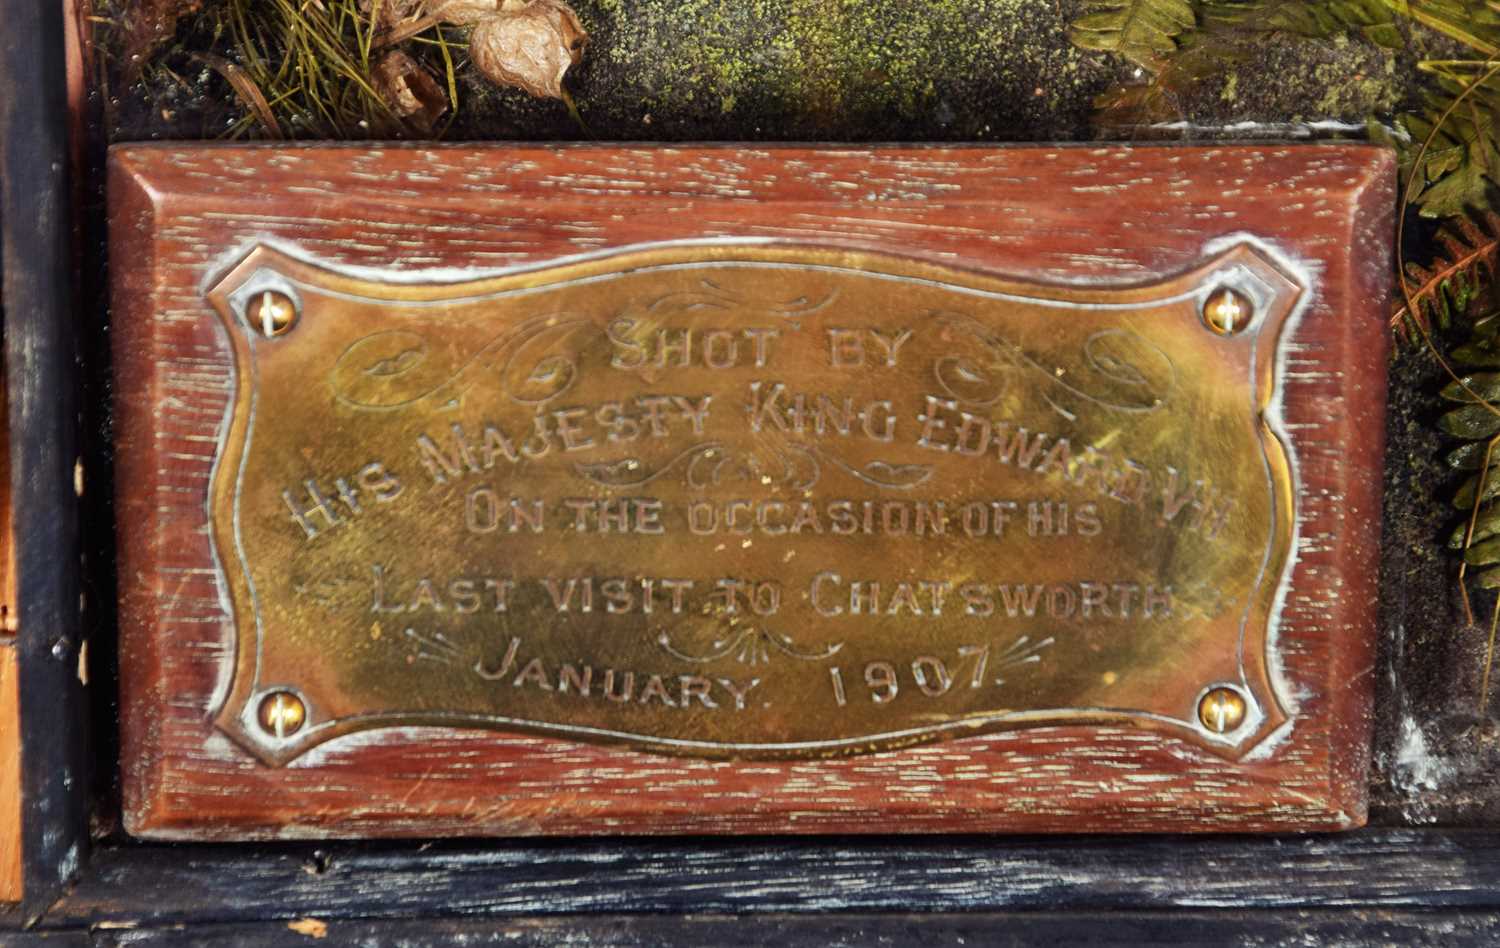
[109,144,1393,838]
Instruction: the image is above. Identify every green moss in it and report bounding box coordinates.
[1306,35,1402,116]
[565,0,1124,140]
[103,0,1429,144]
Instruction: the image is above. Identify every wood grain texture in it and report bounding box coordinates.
[3,0,89,915]
[0,356,13,639]
[0,330,19,904]
[71,911,1500,947]
[0,935,87,947]
[0,648,22,905]
[0,315,18,906]
[38,830,1500,925]
[108,143,1394,839]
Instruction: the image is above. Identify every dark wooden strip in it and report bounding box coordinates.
[0,935,89,947]
[77,911,1500,947]
[38,829,1500,926]
[0,0,89,921]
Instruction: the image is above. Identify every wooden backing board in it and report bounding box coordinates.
[108,143,1393,839]
[62,912,1500,947]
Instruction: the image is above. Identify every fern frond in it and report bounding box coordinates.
[1094,44,1237,132]
[1389,0,1500,56]
[1392,211,1500,340]
[1091,0,1405,129]
[1201,0,1402,46]
[1382,74,1500,218]
[1069,0,1198,72]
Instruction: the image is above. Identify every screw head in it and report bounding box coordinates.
[1202,286,1253,336]
[1197,686,1248,734]
[250,290,298,337]
[257,690,307,738]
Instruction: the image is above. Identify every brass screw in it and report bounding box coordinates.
[250,290,298,338]
[1197,686,1247,734]
[257,690,307,739]
[1202,286,1253,336]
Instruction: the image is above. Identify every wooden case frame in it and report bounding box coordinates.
[12,4,1500,942]
[107,141,1390,840]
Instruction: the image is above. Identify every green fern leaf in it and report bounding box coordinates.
[1069,0,1198,71]
[1092,0,1404,130]
[1201,0,1401,46]
[1389,0,1500,55]
[1387,76,1500,218]
[1449,502,1500,548]
[1454,463,1500,509]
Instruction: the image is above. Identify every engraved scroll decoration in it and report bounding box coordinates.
[204,241,1303,765]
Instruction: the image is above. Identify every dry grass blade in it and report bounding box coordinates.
[191,52,284,139]
[217,0,462,139]
[375,11,445,48]
[1486,548,1500,710]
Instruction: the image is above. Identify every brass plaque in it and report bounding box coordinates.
[205,241,1302,765]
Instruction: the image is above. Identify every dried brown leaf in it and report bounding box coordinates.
[470,0,587,100]
[370,0,502,48]
[372,49,448,132]
[358,0,425,29]
[433,0,507,25]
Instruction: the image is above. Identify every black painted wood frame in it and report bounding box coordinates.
[6,0,1500,944]
[1,0,88,925]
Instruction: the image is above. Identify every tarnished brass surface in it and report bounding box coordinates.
[205,242,1302,765]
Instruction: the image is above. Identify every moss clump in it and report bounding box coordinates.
[1148,29,1408,130]
[101,0,1428,143]
[441,0,1128,140]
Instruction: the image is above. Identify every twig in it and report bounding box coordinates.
[1459,435,1500,626]
[1483,588,1500,715]
[374,12,444,48]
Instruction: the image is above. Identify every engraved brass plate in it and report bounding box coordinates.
[205,241,1303,765]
